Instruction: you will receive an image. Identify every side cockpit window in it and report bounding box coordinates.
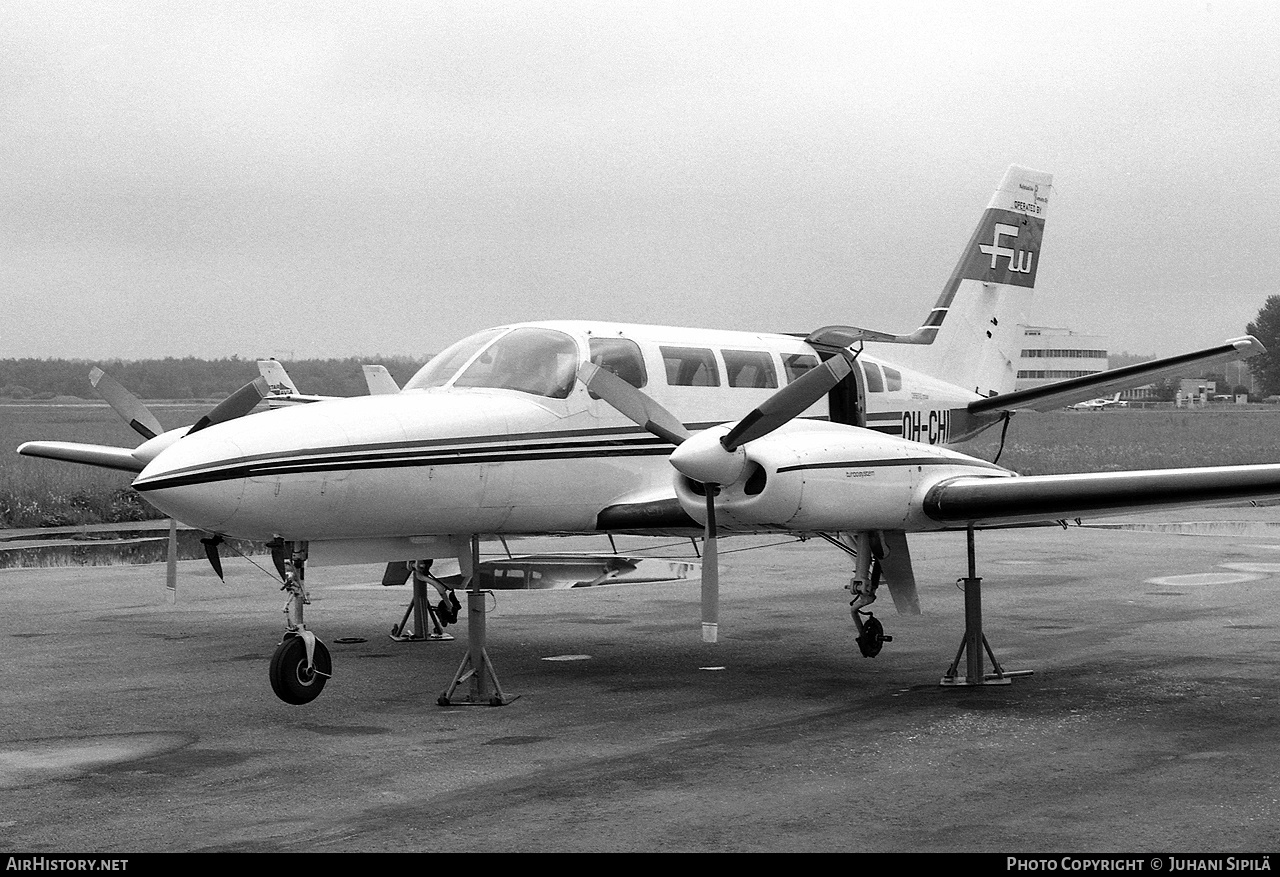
[589,337,647,389]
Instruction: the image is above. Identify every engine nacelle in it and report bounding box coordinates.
[671,421,1013,533]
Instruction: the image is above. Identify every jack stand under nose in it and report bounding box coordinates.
[438,536,517,707]
[940,528,1033,687]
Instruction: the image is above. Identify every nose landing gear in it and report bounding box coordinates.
[267,541,332,705]
[269,634,332,704]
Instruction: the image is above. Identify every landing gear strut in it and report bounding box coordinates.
[940,528,1033,687]
[268,541,333,704]
[828,531,895,658]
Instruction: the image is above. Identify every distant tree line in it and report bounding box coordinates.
[0,356,428,400]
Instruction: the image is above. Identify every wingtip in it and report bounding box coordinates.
[1229,335,1266,357]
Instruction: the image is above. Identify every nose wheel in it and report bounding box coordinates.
[269,634,332,704]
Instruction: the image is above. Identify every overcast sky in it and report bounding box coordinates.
[3,1,1278,362]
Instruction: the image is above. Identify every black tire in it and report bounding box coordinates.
[269,636,331,704]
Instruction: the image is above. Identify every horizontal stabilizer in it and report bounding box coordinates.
[923,463,1280,528]
[806,324,934,348]
[17,441,146,473]
[969,336,1264,414]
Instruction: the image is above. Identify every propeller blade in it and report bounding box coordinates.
[267,538,289,582]
[577,362,692,446]
[187,377,270,436]
[702,486,719,643]
[200,534,225,581]
[90,367,163,440]
[721,353,853,451]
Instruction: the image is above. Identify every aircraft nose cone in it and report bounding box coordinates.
[132,431,248,532]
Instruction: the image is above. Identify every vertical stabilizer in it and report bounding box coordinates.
[256,359,300,396]
[362,364,401,395]
[869,166,1052,397]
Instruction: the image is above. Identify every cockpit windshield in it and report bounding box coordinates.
[403,329,503,390]
[404,327,581,399]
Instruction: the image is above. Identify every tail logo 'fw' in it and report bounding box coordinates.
[979,223,1033,274]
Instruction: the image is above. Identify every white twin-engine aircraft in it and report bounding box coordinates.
[20,165,1280,706]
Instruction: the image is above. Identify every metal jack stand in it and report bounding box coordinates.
[390,562,455,643]
[941,528,1033,687]
[438,536,517,707]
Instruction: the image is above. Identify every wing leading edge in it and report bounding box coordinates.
[17,441,147,473]
[923,464,1280,528]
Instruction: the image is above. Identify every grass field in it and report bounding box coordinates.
[3,404,1280,528]
[959,408,1280,474]
[1,402,209,527]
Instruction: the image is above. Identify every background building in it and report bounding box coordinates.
[1015,326,1108,391]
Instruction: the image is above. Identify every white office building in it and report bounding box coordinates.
[1015,326,1108,391]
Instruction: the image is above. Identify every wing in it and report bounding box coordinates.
[969,336,1263,414]
[17,441,147,473]
[923,464,1280,528]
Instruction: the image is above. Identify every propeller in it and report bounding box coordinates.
[88,368,271,579]
[579,353,854,642]
[90,367,164,440]
[187,377,270,435]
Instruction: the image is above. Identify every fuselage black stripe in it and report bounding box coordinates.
[134,444,676,491]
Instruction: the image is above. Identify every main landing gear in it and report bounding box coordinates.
[825,531,894,658]
[940,527,1033,687]
[268,541,333,704]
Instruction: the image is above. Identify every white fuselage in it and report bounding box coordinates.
[132,321,1003,549]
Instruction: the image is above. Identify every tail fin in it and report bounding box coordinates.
[256,359,300,396]
[362,364,401,395]
[865,165,1053,397]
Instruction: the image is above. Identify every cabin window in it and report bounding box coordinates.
[883,366,902,392]
[863,362,885,393]
[588,337,647,389]
[722,350,778,389]
[404,328,505,390]
[782,354,819,383]
[660,346,720,387]
[452,327,580,399]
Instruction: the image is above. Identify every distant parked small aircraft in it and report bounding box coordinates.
[1068,393,1125,411]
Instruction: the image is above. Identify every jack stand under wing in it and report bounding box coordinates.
[940,527,1033,687]
[387,561,455,643]
[438,536,517,707]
